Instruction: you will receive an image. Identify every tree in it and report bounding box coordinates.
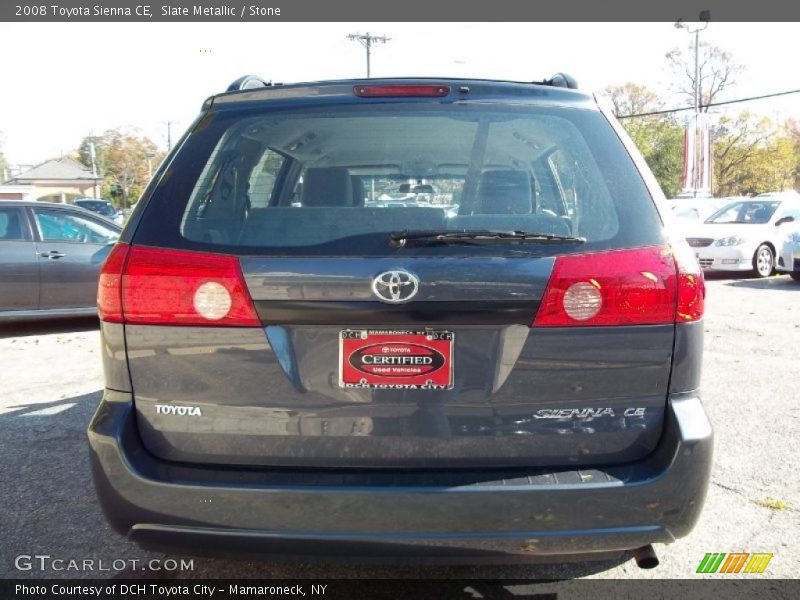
[605,83,685,198]
[784,119,800,191]
[635,122,685,199]
[606,83,662,119]
[79,129,164,208]
[665,42,743,110]
[754,136,797,193]
[712,112,798,196]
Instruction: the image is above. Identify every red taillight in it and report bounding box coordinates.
[672,239,706,322]
[97,243,129,323]
[98,245,260,327]
[533,245,689,327]
[354,84,450,98]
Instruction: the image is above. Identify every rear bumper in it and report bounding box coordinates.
[88,390,712,559]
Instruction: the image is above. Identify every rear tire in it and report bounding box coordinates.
[753,244,774,278]
[790,272,800,282]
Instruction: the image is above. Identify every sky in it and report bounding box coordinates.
[1,22,799,166]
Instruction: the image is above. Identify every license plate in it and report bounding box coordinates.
[339,330,454,389]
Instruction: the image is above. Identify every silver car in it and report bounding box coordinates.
[0,200,121,320]
[776,224,800,281]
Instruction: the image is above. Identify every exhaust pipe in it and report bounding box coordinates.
[633,545,659,569]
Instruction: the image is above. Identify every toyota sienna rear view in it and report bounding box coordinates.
[88,76,711,566]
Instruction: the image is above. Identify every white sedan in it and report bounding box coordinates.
[685,197,800,278]
[776,225,800,282]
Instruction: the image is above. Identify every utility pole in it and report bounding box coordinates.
[146,151,155,180]
[166,121,173,152]
[347,32,390,78]
[675,11,711,198]
[90,140,99,199]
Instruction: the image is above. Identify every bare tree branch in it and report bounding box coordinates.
[665,42,743,110]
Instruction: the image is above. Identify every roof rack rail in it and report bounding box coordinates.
[226,75,273,92]
[544,73,578,90]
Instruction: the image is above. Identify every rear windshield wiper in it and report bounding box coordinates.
[389,229,586,247]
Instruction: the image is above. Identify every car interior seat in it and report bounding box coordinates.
[351,176,366,207]
[475,170,533,214]
[454,169,570,235]
[302,168,354,207]
[752,207,770,222]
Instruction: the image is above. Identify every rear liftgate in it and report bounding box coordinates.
[100,240,704,469]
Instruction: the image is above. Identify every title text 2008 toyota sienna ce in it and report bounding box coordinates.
[88,75,711,566]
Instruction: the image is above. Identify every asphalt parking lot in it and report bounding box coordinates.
[1,273,798,583]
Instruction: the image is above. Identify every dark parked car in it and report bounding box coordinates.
[88,76,711,567]
[0,200,120,320]
[74,198,125,225]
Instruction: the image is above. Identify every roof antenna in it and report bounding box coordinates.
[226,75,272,92]
[546,73,579,90]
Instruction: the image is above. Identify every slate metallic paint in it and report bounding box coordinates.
[125,322,673,468]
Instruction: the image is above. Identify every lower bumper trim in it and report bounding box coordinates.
[88,391,712,558]
[130,523,667,559]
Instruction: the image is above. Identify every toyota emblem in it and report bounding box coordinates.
[371,270,420,304]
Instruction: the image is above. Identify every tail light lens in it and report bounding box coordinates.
[97,245,260,327]
[97,243,129,323]
[672,239,706,322]
[534,244,704,327]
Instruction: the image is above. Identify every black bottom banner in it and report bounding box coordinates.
[2,579,798,600]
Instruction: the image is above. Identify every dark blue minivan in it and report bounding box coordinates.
[88,76,711,566]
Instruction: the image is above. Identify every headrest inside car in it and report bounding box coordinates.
[476,169,532,215]
[301,168,354,207]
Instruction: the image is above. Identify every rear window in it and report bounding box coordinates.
[139,102,663,256]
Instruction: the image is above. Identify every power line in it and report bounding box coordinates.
[618,88,800,119]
